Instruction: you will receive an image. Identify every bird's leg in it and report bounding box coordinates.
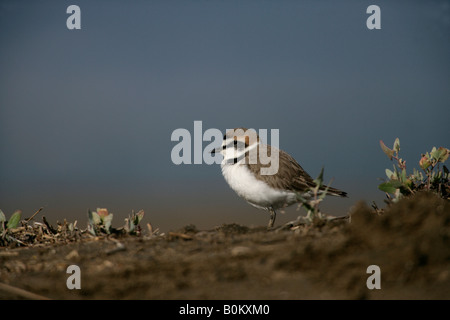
[267,207,276,229]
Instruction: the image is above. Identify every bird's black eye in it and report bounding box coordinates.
[234,140,238,146]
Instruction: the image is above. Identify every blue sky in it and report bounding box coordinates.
[1,0,449,231]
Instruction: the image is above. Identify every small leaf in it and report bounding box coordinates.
[136,210,144,224]
[393,138,400,153]
[430,147,441,161]
[419,156,431,170]
[103,214,113,234]
[0,210,5,232]
[385,169,394,179]
[431,147,449,163]
[400,168,407,183]
[87,223,97,236]
[7,210,22,229]
[378,181,403,194]
[313,167,325,187]
[440,148,450,162]
[378,183,395,194]
[380,140,394,160]
[125,218,135,234]
[88,209,101,225]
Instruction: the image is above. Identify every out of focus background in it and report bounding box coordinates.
[1,0,449,231]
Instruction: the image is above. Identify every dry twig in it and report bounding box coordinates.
[0,282,51,300]
[25,207,44,223]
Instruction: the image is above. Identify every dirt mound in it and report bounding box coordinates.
[1,192,449,299]
[275,192,450,299]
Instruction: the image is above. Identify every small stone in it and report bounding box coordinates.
[231,246,252,257]
[65,249,79,260]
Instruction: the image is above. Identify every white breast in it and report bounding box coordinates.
[221,163,297,210]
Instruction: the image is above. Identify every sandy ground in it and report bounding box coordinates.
[0,192,449,300]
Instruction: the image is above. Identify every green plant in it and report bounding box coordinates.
[0,210,23,245]
[379,138,449,201]
[0,210,22,230]
[296,167,331,223]
[124,210,145,235]
[88,208,114,235]
[87,208,145,236]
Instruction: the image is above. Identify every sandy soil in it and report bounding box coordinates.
[0,192,449,300]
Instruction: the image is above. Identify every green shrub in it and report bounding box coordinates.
[379,138,449,202]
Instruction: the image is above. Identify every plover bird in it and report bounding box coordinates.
[211,128,347,228]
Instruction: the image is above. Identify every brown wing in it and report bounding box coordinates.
[246,144,347,197]
[245,144,315,192]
